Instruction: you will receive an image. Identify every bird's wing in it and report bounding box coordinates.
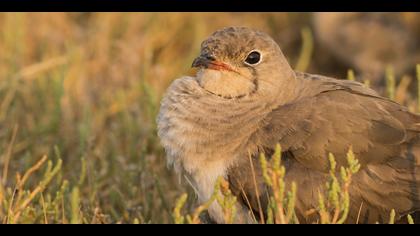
[261,74,417,171]
[229,73,420,223]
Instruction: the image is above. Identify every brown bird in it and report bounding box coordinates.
[157,26,420,224]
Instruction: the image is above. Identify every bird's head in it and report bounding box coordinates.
[192,26,296,99]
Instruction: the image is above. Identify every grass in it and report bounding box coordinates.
[0,13,419,224]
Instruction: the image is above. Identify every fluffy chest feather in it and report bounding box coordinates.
[157,77,270,222]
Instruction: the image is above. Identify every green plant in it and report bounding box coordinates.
[295,27,314,72]
[317,150,360,224]
[260,144,298,224]
[174,145,361,224]
[347,69,355,81]
[173,177,237,224]
[386,65,396,100]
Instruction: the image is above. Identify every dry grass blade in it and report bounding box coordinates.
[16,56,68,81]
[395,75,411,104]
[0,85,18,123]
[248,154,265,224]
[2,124,18,185]
[8,156,62,223]
[17,155,48,188]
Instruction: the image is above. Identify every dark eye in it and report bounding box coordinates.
[245,51,261,65]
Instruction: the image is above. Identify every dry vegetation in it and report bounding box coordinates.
[0,13,419,224]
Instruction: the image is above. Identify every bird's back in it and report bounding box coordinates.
[228,71,420,223]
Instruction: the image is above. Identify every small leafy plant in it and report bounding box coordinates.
[173,177,237,224]
[173,145,362,224]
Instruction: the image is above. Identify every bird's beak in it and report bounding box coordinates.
[192,55,213,68]
[191,55,238,73]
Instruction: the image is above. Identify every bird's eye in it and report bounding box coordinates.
[245,51,261,65]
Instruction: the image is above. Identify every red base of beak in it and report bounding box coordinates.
[207,61,238,73]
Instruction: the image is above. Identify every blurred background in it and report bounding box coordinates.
[0,12,419,223]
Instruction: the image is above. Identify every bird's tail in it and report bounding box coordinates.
[348,134,420,223]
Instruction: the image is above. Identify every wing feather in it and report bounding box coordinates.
[228,73,420,223]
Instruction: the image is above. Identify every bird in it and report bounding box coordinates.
[157,26,420,224]
[313,13,419,86]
